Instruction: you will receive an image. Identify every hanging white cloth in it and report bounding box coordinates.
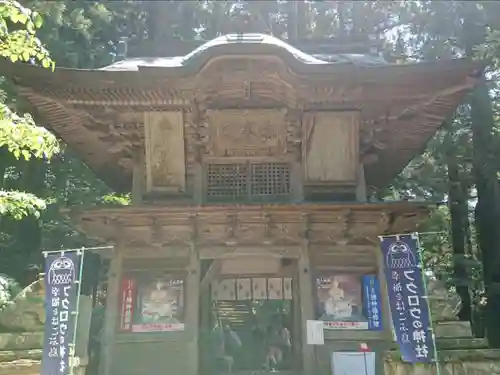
[331,352,376,375]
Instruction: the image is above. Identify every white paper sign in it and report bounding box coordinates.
[331,352,375,375]
[306,320,324,345]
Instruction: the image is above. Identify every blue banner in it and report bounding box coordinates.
[362,275,383,331]
[42,252,81,375]
[380,234,434,363]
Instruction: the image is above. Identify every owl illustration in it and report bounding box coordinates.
[385,241,416,269]
[48,256,75,285]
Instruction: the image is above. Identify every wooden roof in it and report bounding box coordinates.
[0,34,481,192]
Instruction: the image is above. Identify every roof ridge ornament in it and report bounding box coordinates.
[225,33,265,42]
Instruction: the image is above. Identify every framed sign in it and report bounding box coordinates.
[119,273,185,333]
[316,274,369,330]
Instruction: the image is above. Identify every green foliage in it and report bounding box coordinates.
[0,0,52,68]
[0,0,59,222]
[0,190,45,219]
[0,107,58,160]
[101,193,130,206]
[0,273,21,309]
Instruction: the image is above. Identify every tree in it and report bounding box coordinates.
[0,0,58,220]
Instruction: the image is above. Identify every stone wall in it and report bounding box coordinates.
[385,349,500,375]
[0,332,42,375]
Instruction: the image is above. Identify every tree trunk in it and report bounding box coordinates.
[13,159,46,282]
[445,123,472,321]
[287,0,298,41]
[471,78,500,347]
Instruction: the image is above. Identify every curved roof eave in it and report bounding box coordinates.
[0,56,481,92]
[0,33,484,89]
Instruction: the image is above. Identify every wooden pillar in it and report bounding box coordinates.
[191,106,204,204]
[99,249,123,375]
[131,150,145,205]
[290,108,304,203]
[193,162,203,204]
[74,295,93,375]
[186,216,200,375]
[291,160,304,202]
[356,163,367,202]
[298,214,315,375]
[375,242,393,342]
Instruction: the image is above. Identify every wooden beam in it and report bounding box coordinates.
[199,245,301,259]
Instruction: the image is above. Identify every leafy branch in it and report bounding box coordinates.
[0,1,58,220]
[0,191,46,220]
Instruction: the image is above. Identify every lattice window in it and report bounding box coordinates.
[250,163,290,198]
[206,163,249,201]
[206,162,290,202]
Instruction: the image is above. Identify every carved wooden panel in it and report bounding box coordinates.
[267,222,302,244]
[303,111,359,183]
[144,111,186,192]
[157,225,192,245]
[207,109,286,157]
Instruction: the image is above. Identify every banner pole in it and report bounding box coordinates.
[413,232,441,375]
[68,248,85,375]
[42,245,113,255]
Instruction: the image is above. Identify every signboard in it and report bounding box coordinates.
[316,274,382,331]
[316,274,368,330]
[118,274,185,333]
[42,252,81,375]
[323,321,368,330]
[306,320,324,345]
[331,352,375,375]
[362,275,383,331]
[119,278,136,332]
[380,234,435,363]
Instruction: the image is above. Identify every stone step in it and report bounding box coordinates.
[437,337,489,350]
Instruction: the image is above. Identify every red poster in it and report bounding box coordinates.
[119,278,136,332]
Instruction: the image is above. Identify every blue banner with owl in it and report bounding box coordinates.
[380,234,435,364]
[42,251,81,375]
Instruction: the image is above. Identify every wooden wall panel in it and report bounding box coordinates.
[303,111,359,183]
[111,339,187,375]
[144,111,186,192]
[206,109,286,157]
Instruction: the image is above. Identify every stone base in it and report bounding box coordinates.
[0,350,41,375]
[385,359,500,375]
[0,349,88,375]
[385,348,500,375]
[435,321,472,338]
[0,332,43,351]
